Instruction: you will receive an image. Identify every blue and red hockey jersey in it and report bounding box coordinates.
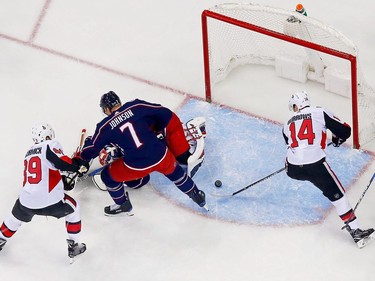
[81,99,173,170]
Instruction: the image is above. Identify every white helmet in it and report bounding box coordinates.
[288,91,311,111]
[31,123,55,143]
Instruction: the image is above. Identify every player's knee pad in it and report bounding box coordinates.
[187,137,205,178]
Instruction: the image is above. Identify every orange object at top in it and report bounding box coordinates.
[295,3,307,16]
[296,4,303,11]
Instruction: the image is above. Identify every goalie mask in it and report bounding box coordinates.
[100,91,121,113]
[31,123,55,144]
[288,91,311,111]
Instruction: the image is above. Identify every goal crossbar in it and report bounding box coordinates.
[202,9,360,148]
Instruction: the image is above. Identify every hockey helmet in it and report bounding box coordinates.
[288,91,311,111]
[31,123,55,144]
[100,91,121,113]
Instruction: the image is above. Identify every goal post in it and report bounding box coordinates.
[201,3,374,149]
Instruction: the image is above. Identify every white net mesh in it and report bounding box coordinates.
[205,3,375,147]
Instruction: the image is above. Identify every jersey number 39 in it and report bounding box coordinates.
[23,156,42,186]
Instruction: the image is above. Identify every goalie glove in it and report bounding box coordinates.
[332,135,346,147]
[98,145,123,166]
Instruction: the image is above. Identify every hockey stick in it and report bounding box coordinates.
[211,143,334,198]
[74,128,87,157]
[341,172,375,230]
[211,167,286,198]
[66,129,87,185]
[76,165,108,191]
[78,165,104,181]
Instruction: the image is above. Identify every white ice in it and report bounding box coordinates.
[0,1,375,280]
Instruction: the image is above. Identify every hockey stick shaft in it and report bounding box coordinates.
[212,143,334,198]
[211,167,286,198]
[70,129,87,183]
[75,128,87,156]
[353,172,375,212]
[88,165,105,177]
[342,172,375,229]
[77,164,106,182]
[232,167,286,196]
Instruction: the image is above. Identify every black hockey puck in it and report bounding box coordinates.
[214,180,222,188]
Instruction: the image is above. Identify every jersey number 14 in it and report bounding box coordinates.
[289,119,315,147]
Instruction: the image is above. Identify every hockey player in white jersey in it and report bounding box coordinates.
[282,91,374,248]
[0,123,89,260]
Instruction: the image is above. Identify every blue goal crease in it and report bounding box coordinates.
[150,99,374,226]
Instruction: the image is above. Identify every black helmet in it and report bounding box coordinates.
[100,91,121,112]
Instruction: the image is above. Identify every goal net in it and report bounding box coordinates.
[202,3,375,149]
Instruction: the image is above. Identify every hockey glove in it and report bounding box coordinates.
[62,174,76,191]
[72,157,90,176]
[98,145,123,166]
[332,136,346,147]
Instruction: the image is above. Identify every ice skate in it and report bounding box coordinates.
[0,238,6,251]
[347,226,375,248]
[187,188,208,211]
[104,199,133,217]
[67,239,86,263]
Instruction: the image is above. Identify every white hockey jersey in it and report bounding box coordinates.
[20,139,66,209]
[283,106,344,165]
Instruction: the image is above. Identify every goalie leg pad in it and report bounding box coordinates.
[185,117,206,141]
[187,136,205,178]
[184,117,206,178]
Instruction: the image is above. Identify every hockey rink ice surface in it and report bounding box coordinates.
[152,99,374,225]
[1,1,375,281]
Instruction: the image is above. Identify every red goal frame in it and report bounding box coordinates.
[201,9,360,149]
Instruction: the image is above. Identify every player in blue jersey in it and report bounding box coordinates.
[80,91,207,215]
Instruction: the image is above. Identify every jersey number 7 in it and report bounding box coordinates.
[119,122,143,148]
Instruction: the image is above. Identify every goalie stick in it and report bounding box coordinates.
[79,165,105,180]
[76,165,107,191]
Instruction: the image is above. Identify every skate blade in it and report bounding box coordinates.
[104,211,134,217]
[202,204,209,211]
[69,255,80,264]
[69,255,83,264]
[356,232,375,249]
[68,246,87,264]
